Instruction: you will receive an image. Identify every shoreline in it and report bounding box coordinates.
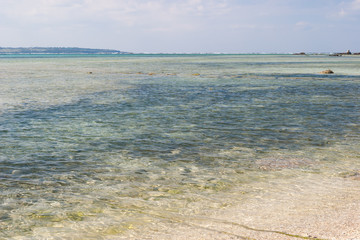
[123,175,360,240]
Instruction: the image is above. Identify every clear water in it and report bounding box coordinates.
[0,54,359,239]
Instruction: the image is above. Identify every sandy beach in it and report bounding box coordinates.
[126,175,360,240]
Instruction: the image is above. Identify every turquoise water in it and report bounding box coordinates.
[0,54,359,239]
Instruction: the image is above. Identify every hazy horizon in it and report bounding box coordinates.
[0,46,356,54]
[0,46,359,55]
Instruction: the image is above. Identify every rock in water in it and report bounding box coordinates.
[320,69,334,74]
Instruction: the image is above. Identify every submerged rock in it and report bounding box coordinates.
[320,69,334,74]
[340,171,360,180]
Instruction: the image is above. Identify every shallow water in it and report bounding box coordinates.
[0,54,359,239]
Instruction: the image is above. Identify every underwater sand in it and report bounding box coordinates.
[0,54,359,239]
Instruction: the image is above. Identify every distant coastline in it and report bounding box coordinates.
[1,47,359,55]
[0,47,130,54]
[293,50,360,56]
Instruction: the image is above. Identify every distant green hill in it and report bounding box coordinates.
[0,47,130,54]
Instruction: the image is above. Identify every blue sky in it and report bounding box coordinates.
[0,0,359,53]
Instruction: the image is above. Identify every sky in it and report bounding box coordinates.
[0,0,359,53]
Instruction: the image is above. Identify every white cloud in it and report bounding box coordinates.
[352,0,360,9]
[338,8,347,16]
[336,0,360,17]
[295,21,311,29]
[0,0,234,50]
[296,21,308,27]
[0,0,231,29]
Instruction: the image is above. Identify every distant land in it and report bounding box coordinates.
[1,47,359,55]
[0,47,130,54]
[293,50,360,56]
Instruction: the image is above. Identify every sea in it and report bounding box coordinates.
[0,54,359,239]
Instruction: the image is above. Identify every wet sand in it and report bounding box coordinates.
[125,175,360,240]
